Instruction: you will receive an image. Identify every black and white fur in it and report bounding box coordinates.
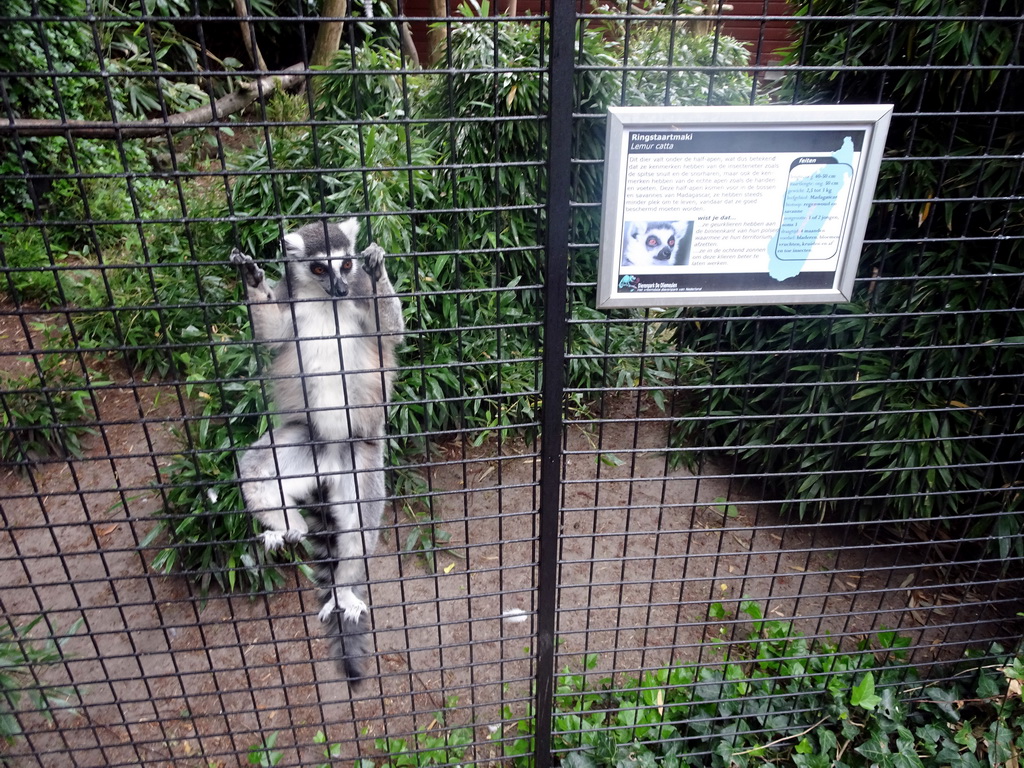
[621,220,692,268]
[230,217,404,688]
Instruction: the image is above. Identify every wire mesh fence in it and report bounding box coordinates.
[1,1,1022,766]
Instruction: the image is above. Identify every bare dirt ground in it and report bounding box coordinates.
[1,310,1017,768]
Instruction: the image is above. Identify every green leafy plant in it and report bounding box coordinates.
[0,0,106,217]
[710,496,739,519]
[358,609,1024,768]
[0,0,221,228]
[245,729,358,768]
[0,350,100,464]
[141,314,292,596]
[589,0,764,110]
[312,729,346,768]
[0,616,83,745]
[0,228,73,308]
[247,730,283,767]
[518,607,1024,768]
[313,40,411,121]
[375,702,474,768]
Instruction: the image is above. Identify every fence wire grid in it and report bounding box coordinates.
[1,1,1022,767]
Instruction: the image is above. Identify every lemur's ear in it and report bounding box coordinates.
[338,217,361,251]
[283,231,305,257]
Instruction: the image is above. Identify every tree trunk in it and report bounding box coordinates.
[427,0,448,65]
[311,0,349,70]
[233,0,268,71]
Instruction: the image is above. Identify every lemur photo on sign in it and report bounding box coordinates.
[597,104,893,309]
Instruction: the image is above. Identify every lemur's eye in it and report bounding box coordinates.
[341,259,353,271]
[646,236,659,247]
[310,264,327,276]
[668,237,675,247]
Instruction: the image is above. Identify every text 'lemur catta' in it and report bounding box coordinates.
[230,217,404,688]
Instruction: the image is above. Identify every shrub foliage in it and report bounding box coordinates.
[671,0,1024,552]
[370,606,1024,768]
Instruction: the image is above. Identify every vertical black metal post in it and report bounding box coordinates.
[535,0,576,766]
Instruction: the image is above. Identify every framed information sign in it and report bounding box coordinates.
[597,104,893,308]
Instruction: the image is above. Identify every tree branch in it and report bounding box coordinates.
[0,64,306,139]
[381,0,421,68]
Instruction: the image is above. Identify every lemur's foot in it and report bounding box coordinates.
[230,248,267,290]
[360,243,386,282]
[319,588,369,624]
[260,528,305,552]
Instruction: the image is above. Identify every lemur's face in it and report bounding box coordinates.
[303,251,355,298]
[621,221,683,268]
[284,219,373,299]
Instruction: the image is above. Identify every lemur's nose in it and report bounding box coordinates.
[329,278,349,298]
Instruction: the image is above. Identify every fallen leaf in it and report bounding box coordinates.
[1007,676,1022,699]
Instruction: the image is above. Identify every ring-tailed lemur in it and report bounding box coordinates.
[621,220,692,268]
[230,217,404,688]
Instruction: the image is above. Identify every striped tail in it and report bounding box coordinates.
[320,589,373,687]
[310,542,374,688]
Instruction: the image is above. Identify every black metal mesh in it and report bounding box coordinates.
[1,1,1021,766]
